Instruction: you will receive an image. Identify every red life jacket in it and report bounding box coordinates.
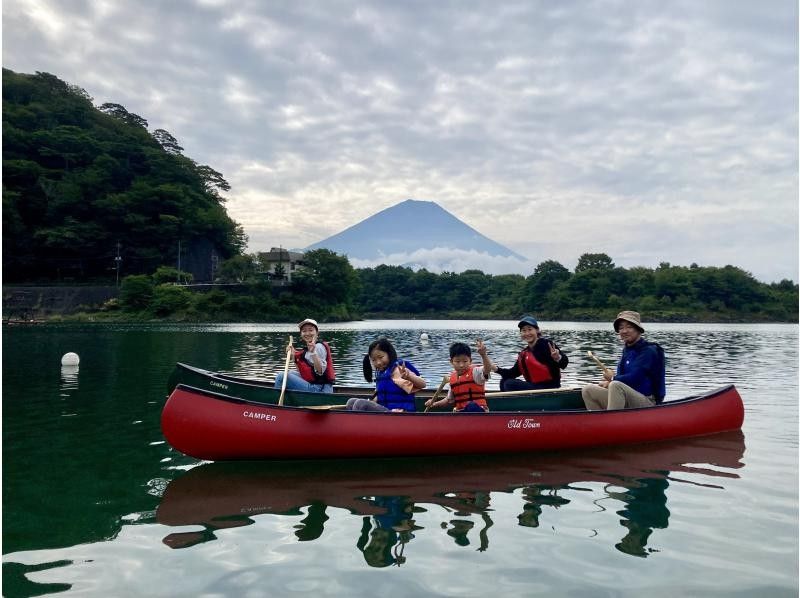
[294,341,336,385]
[449,365,488,411]
[516,347,552,384]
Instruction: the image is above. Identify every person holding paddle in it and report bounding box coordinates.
[425,341,493,413]
[581,310,666,410]
[488,316,569,391]
[346,337,426,412]
[273,318,336,394]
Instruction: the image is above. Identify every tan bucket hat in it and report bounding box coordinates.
[613,310,644,332]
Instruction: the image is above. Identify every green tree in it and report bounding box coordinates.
[218,254,257,283]
[119,275,153,310]
[523,260,571,311]
[575,253,614,272]
[292,249,359,307]
[151,284,192,315]
[152,266,193,285]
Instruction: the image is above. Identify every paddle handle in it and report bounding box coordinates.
[587,351,614,379]
[486,386,582,398]
[424,375,449,412]
[278,335,293,406]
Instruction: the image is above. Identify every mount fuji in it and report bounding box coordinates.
[305,199,531,274]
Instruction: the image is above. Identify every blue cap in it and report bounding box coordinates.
[517,315,539,329]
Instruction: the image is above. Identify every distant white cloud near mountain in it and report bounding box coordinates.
[349,247,533,276]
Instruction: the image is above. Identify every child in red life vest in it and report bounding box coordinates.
[273,318,336,393]
[425,340,493,413]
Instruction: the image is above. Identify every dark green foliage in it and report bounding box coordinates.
[2,69,246,282]
[70,252,797,323]
[217,255,258,283]
[151,284,192,316]
[152,266,193,285]
[291,249,360,308]
[355,256,798,322]
[575,252,614,272]
[119,275,154,310]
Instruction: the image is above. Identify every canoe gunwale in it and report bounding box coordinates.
[171,362,585,401]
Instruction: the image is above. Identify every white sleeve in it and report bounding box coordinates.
[473,366,488,384]
[311,343,327,368]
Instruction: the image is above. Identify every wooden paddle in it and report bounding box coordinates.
[586,350,614,379]
[486,386,583,398]
[424,375,450,412]
[277,335,293,406]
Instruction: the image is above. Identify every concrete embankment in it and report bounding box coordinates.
[3,286,119,318]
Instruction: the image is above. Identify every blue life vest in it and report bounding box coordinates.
[375,360,420,411]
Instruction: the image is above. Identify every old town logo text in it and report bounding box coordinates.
[507,418,540,429]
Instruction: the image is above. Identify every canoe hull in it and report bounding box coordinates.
[161,384,745,461]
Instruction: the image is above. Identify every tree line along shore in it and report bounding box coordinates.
[5,250,796,324]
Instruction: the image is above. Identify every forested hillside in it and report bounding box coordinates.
[3,69,245,282]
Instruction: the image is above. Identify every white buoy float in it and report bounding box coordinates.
[420,332,429,343]
[61,352,80,366]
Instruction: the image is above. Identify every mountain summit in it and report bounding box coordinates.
[305,199,529,273]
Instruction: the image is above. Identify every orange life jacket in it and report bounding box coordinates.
[449,365,488,411]
[516,347,552,384]
[294,340,336,385]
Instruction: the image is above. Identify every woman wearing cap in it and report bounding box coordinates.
[487,315,569,391]
[273,318,336,393]
[582,310,666,410]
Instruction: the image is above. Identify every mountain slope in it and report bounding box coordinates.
[305,199,527,269]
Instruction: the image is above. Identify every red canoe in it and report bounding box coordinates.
[161,383,745,461]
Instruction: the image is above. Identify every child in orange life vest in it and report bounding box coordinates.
[425,341,493,413]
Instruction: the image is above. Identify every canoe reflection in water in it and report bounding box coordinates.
[156,431,745,564]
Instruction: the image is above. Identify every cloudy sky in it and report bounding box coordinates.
[4,0,798,282]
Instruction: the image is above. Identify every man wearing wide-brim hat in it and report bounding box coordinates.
[582,311,666,410]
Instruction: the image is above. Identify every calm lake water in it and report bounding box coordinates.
[3,320,798,597]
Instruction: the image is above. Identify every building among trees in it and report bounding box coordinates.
[257,248,305,282]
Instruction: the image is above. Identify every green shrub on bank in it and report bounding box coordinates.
[151,284,192,316]
[120,275,153,310]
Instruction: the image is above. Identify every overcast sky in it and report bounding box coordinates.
[4,0,798,282]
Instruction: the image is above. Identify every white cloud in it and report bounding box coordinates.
[349,248,534,276]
